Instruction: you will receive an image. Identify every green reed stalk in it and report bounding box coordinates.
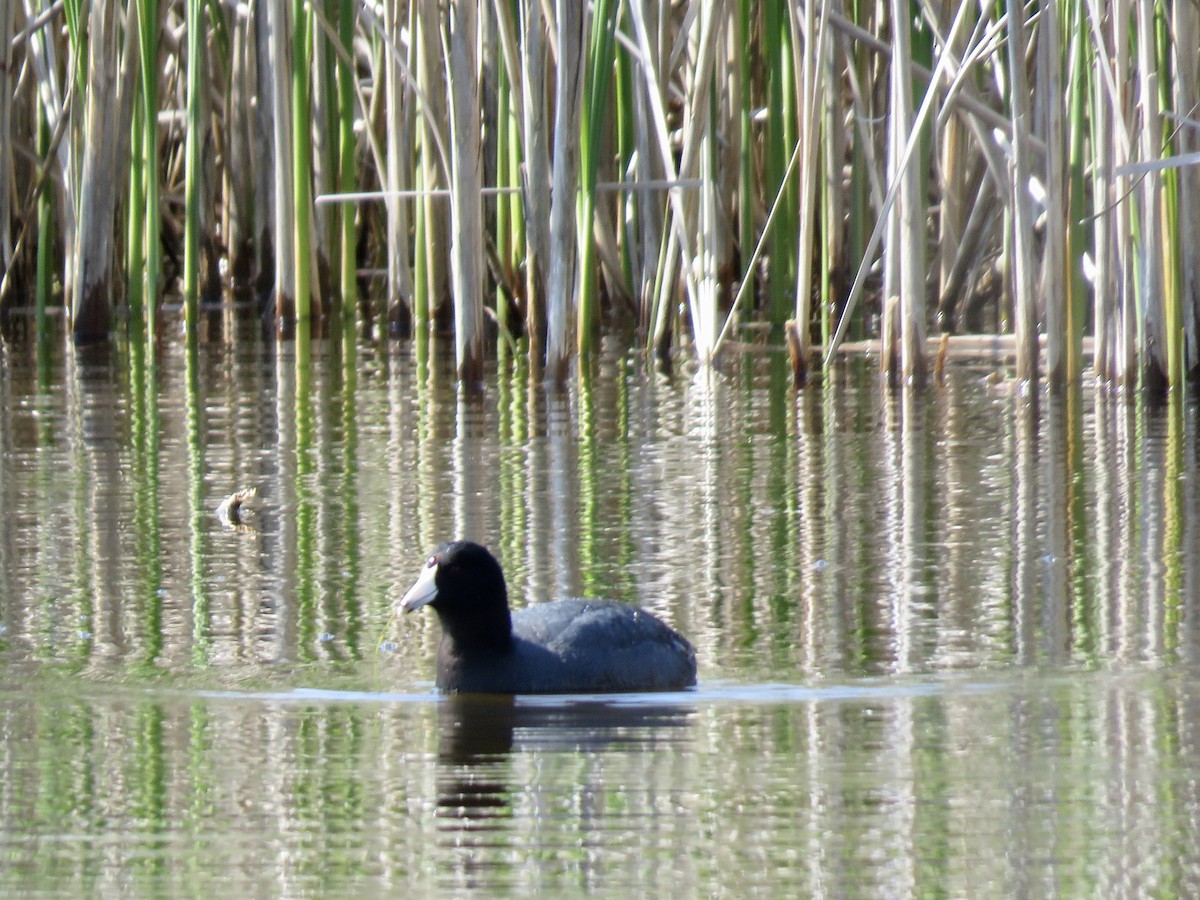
[0,6,15,308]
[23,1,58,339]
[1171,2,1200,382]
[134,0,159,335]
[61,0,85,100]
[576,0,617,361]
[313,1,338,267]
[764,1,797,327]
[413,149,430,329]
[292,0,314,324]
[127,96,146,328]
[496,60,513,283]
[35,103,51,343]
[1164,164,1182,388]
[336,0,357,313]
[1156,6,1182,387]
[506,84,525,280]
[127,0,161,335]
[183,0,204,330]
[494,43,522,358]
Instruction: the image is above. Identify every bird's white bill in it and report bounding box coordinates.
[399,560,440,612]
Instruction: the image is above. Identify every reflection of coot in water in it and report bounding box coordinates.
[436,696,514,836]
[434,695,695,890]
[438,694,520,764]
[400,541,697,694]
[438,694,696,764]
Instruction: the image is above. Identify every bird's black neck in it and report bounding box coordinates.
[437,605,514,657]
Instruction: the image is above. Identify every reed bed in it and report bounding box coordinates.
[0,1,1198,390]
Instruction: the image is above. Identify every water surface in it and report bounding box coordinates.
[1,329,1199,894]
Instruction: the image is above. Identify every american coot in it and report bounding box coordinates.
[399,541,697,694]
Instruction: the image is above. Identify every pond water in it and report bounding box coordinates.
[2,326,1199,895]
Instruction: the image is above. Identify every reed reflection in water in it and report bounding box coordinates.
[1,334,1199,674]
[0,676,1197,895]
[1,331,1200,892]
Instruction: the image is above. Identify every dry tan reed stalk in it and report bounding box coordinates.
[383,0,413,330]
[265,0,295,322]
[626,0,701,359]
[71,0,122,340]
[790,0,826,384]
[545,0,584,380]
[518,0,550,359]
[225,20,257,294]
[1135,0,1166,389]
[1004,0,1037,384]
[446,0,484,381]
[887,0,926,384]
[1039,1,1068,388]
[674,0,725,361]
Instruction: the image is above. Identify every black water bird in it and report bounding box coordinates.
[399,541,697,694]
